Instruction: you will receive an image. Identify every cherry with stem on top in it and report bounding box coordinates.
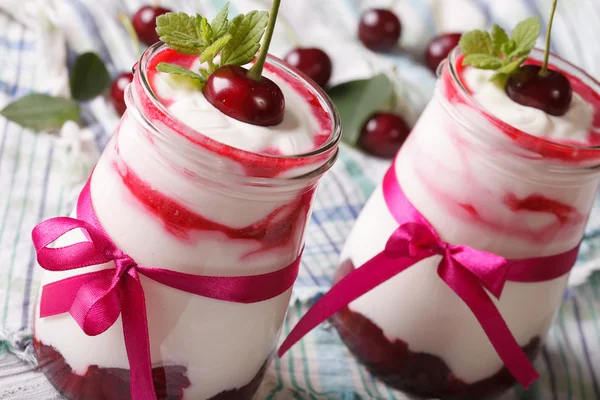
[203,0,285,126]
[505,0,572,116]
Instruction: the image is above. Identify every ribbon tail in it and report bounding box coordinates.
[439,260,539,388]
[40,270,115,318]
[278,252,427,357]
[121,271,157,400]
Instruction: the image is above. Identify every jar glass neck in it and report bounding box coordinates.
[125,43,341,186]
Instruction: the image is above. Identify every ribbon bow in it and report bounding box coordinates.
[34,180,301,400]
[279,164,580,389]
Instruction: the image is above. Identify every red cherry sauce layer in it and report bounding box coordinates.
[444,54,600,163]
[141,49,334,178]
[33,338,269,400]
[116,163,315,253]
[330,260,541,400]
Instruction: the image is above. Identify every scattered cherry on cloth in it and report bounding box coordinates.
[133,5,172,46]
[425,33,462,73]
[284,47,332,87]
[110,72,134,116]
[358,112,411,159]
[358,9,402,52]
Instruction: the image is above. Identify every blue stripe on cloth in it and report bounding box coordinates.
[67,0,116,69]
[572,297,600,399]
[20,145,54,330]
[542,346,559,400]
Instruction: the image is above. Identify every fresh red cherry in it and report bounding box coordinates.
[358,112,410,158]
[132,5,172,46]
[203,65,285,126]
[424,33,462,73]
[358,9,402,52]
[284,47,332,87]
[110,72,134,116]
[506,64,572,116]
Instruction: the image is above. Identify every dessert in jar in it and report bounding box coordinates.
[31,2,341,400]
[279,7,600,400]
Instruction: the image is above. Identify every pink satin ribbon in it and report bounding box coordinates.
[33,179,301,400]
[278,164,579,388]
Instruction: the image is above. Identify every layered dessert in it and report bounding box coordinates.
[331,45,600,400]
[32,5,340,399]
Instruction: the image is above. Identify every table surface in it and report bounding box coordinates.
[1,0,600,399]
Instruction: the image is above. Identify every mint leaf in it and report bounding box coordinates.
[501,39,517,56]
[220,11,268,66]
[491,24,508,55]
[156,63,205,81]
[490,56,527,88]
[463,54,503,70]
[327,74,392,146]
[211,2,230,40]
[0,94,79,131]
[200,17,213,44]
[69,52,111,101]
[510,17,540,57]
[156,12,205,55]
[459,30,495,56]
[200,34,232,64]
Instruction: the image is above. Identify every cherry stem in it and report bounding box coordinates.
[117,13,140,55]
[540,0,558,77]
[248,0,282,81]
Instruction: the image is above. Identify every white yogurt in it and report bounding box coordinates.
[463,68,594,143]
[340,65,599,384]
[154,62,322,155]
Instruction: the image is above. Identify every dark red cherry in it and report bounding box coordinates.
[506,64,572,116]
[358,112,410,158]
[132,5,172,46]
[284,47,332,87]
[424,33,462,73]
[110,72,134,116]
[358,9,402,52]
[203,65,285,126]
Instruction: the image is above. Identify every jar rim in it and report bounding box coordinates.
[445,47,600,166]
[130,42,341,180]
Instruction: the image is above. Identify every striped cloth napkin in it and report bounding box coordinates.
[1,0,600,399]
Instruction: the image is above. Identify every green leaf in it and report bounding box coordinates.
[459,30,495,56]
[327,74,393,146]
[463,54,503,70]
[156,12,205,55]
[200,17,213,44]
[0,94,79,131]
[489,56,527,88]
[510,16,540,57]
[156,62,205,82]
[69,52,111,101]
[220,11,268,66]
[491,24,509,55]
[501,39,517,56]
[211,2,230,40]
[200,34,232,64]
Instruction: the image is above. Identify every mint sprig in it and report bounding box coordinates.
[460,17,541,87]
[155,3,268,84]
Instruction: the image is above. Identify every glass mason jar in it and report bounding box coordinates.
[33,43,341,400]
[331,48,600,399]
